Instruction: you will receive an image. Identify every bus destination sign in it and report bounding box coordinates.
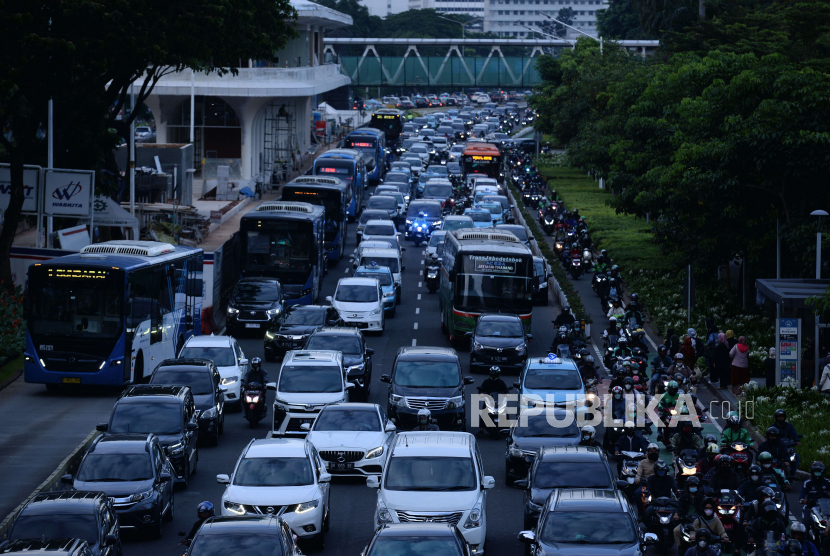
[47,268,110,280]
[469,255,521,274]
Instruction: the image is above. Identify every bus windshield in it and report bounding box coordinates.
[241,221,314,284]
[463,153,502,180]
[28,267,123,346]
[454,254,532,313]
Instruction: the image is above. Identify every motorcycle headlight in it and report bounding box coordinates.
[227,307,239,315]
[167,442,184,456]
[447,395,465,409]
[245,394,260,404]
[295,500,319,514]
[201,406,217,419]
[416,226,424,232]
[659,515,671,524]
[129,489,154,502]
[224,501,246,515]
[365,446,384,459]
[221,376,238,386]
[389,394,407,407]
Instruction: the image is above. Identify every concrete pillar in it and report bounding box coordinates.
[144,95,168,144]
[238,97,271,180]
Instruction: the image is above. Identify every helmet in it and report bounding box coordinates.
[631,293,639,302]
[658,344,667,354]
[695,528,712,544]
[756,486,775,500]
[628,301,638,309]
[612,386,623,398]
[616,367,627,377]
[727,414,741,428]
[623,377,634,390]
[622,360,631,368]
[611,264,619,271]
[704,433,717,446]
[687,476,701,488]
[618,336,628,345]
[251,357,262,370]
[630,362,640,374]
[417,408,432,425]
[632,347,643,357]
[811,461,827,478]
[581,425,596,441]
[654,460,668,476]
[707,443,720,454]
[600,249,607,257]
[785,539,803,555]
[758,451,774,467]
[718,454,733,467]
[791,522,806,535]
[489,366,501,379]
[197,501,215,520]
[774,408,786,421]
[584,355,595,365]
[626,403,637,417]
[647,442,659,452]
[766,426,780,439]
[571,242,578,249]
[668,380,679,392]
[761,500,779,518]
[748,464,762,478]
[609,316,618,324]
[674,373,685,384]
[674,352,685,360]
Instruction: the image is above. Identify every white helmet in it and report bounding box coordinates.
[674,352,685,360]
[647,442,659,451]
[581,425,596,441]
[417,408,431,425]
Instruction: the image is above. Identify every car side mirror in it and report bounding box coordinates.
[517,531,536,544]
[96,423,109,432]
[160,472,173,482]
[482,476,495,490]
[346,382,355,390]
[513,381,521,389]
[216,474,230,484]
[464,331,473,338]
[326,296,333,304]
[187,422,199,431]
[401,265,405,271]
[464,376,475,385]
[266,382,277,391]
[319,472,332,483]
[366,476,380,488]
[616,480,628,490]
[380,374,391,383]
[240,358,249,368]
[60,473,73,485]
[365,348,375,357]
[526,334,533,340]
[513,479,529,489]
[385,422,397,432]
[218,385,228,393]
[300,423,311,431]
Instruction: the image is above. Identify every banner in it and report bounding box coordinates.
[0,165,40,213]
[44,169,94,216]
[777,317,800,383]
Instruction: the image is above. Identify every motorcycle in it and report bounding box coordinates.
[714,489,742,540]
[581,248,593,270]
[617,450,645,492]
[242,383,267,428]
[409,218,430,246]
[425,261,440,293]
[648,497,681,555]
[549,325,571,354]
[477,387,513,438]
[541,215,556,235]
[603,335,619,368]
[721,441,753,477]
[584,377,600,409]
[553,235,566,258]
[680,520,723,556]
[806,498,830,543]
[603,418,626,453]
[779,436,802,475]
[674,448,700,490]
[569,256,582,279]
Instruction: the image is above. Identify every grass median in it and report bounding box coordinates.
[0,355,23,385]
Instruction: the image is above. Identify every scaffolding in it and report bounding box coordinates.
[262,101,297,184]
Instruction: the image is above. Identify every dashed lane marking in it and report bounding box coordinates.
[417,294,421,300]
[416,308,420,314]
[418,282,422,287]
[414,323,419,330]
[412,339,417,346]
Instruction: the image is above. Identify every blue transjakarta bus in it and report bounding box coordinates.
[344,130,387,186]
[24,241,203,387]
[281,176,349,262]
[239,201,326,306]
[313,150,365,219]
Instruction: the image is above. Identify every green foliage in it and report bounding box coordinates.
[632,0,702,38]
[597,0,657,39]
[0,284,25,359]
[317,0,383,38]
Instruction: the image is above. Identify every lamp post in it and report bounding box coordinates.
[436,16,484,40]
[811,209,828,387]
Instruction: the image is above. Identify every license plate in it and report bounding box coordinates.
[279,341,293,347]
[245,323,260,329]
[331,463,354,471]
[62,377,81,384]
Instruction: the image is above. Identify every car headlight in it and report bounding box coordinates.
[509,444,523,457]
[295,500,319,514]
[447,395,465,409]
[515,344,525,352]
[371,308,380,315]
[129,489,154,502]
[347,363,365,373]
[266,307,281,316]
[464,498,484,529]
[227,307,239,315]
[167,442,184,456]
[201,406,217,419]
[473,341,483,351]
[221,376,238,386]
[377,499,392,524]
[383,291,395,298]
[389,394,406,407]
[224,501,246,515]
[265,331,276,340]
[365,446,384,459]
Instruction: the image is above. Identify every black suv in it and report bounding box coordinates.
[468,313,532,375]
[227,278,285,334]
[149,358,226,445]
[381,346,473,430]
[264,305,341,361]
[185,516,300,556]
[0,539,93,556]
[505,410,582,487]
[63,434,174,538]
[6,492,119,556]
[362,523,471,556]
[98,384,199,488]
[304,327,374,400]
[514,445,615,528]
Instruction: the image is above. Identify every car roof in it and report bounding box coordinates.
[184,335,232,347]
[309,327,363,337]
[396,346,457,358]
[393,432,473,457]
[374,523,457,537]
[355,265,393,275]
[237,277,279,284]
[245,438,308,459]
[477,313,522,323]
[526,357,579,371]
[551,489,624,513]
[118,384,187,401]
[1,539,88,555]
[198,515,281,535]
[283,350,341,364]
[538,445,606,463]
[285,304,330,312]
[91,434,152,454]
[364,220,396,228]
[320,402,378,412]
[21,491,106,516]
[359,248,399,257]
[338,277,382,287]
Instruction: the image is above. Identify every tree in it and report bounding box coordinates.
[552,7,576,38]
[0,0,298,291]
[316,0,383,38]
[632,0,700,37]
[596,0,657,39]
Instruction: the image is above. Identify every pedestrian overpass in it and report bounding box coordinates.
[323,38,659,88]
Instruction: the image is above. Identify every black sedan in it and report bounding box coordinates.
[468,313,531,375]
[305,327,374,400]
[264,305,341,361]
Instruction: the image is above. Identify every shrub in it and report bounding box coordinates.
[0,284,25,360]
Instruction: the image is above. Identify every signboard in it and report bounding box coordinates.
[776,317,801,384]
[470,155,494,161]
[346,142,374,148]
[469,255,521,274]
[210,211,222,225]
[373,114,398,120]
[44,169,94,216]
[0,165,41,213]
[315,121,327,137]
[317,167,349,175]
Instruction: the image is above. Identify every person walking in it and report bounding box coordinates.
[726,330,737,350]
[765,348,776,388]
[729,336,750,396]
[714,333,731,390]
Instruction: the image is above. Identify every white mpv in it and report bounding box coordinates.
[327,277,384,333]
[367,431,494,555]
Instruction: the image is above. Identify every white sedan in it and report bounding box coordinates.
[327,277,385,333]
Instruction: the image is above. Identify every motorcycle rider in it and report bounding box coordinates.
[758,427,792,477]
[615,426,649,456]
[624,301,645,328]
[578,425,601,447]
[635,443,661,485]
[800,461,830,523]
[603,316,621,340]
[678,476,706,516]
[697,443,720,476]
[788,522,821,556]
[242,357,269,387]
[706,454,742,491]
[594,253,610,275]
[608,277,621,300]
[609,386,626,420]
[772,408,801,474]
[553,305,576,327]
[720,412,754,447]
[607,297,625,320]
[668,352,695,381]
[738,465,766,502]
[647,460,679,501]
[576,216,588,234]
[659,380,681,411]
[613,336,633,359]
[568,242,581,266]
[610,367,629,390]
[742,485,779,526]
[671,420,704,453]
[183,501,215,545]
[748,501,788,549]
[675,498,730,551]
[479,366,509,397]
[757,450,791,490]
[578,355,600,384]
[415,408,440,431]
[564,211,577,229]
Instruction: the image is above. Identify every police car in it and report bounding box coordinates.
[353,263,397,317]
[514,354,589,416]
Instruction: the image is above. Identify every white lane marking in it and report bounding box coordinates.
[421,260,425,265]
[416,308,420,314]
[344,268,350,273]
[419,270,423,276]
[418,282,422,287]
[417,294,422,300]
[412,339,417,346]
[414,323,419,330]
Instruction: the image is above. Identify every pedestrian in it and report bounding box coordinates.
[668,330,681,358]
[704,319,719,384]
[726,330,737,350]
[820,359,830,394]
[682,336,697,370]
[715,333,731,390]
[765,348,776,388]
[730,336,750,396]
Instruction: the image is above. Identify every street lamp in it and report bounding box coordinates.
[537,11,602,52]
[811,210,828,280]
[436,16,484,39]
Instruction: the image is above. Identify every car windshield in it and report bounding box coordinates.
[428,233,446,247]
[515,412,579,438]
[313,408,380,431]
[368,197,397,210]
[410,146,427,154]
[233,282,281,303]
[393,360,459,387]
[477,320,523,337]
[466,211,490,222]
[424,184,453,198]
[355,270,393,286]
[364,224,395,236]
[279,365,342,393]
[385,172,409,183]
[282,308,327,325]
[190,534,285,556]
[481,203,502,216]
[500,227,528,242]
[109,402,181,434]
[76,453,154,482]
[305,335,362,355]
[524,368,582,390]
[336,285,379,302]
[540,511,635,544]
[11,515,99,545]
[402,139,418,150]
[385,457,476,491]
[233,457,313,487]
[368,537,461,556]
[151,368,214,395]
[179,346,236,367]
[451,146,464,153]
[427,166,448,175]
[444,219,472,231]
[408,204,442,219]
[534,462,611,488]
[360,212,390,225]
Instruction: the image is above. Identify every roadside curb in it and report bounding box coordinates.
[0,369,22,394]
[0,428,100,541]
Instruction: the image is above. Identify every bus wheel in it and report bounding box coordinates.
[134,353,145,383]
